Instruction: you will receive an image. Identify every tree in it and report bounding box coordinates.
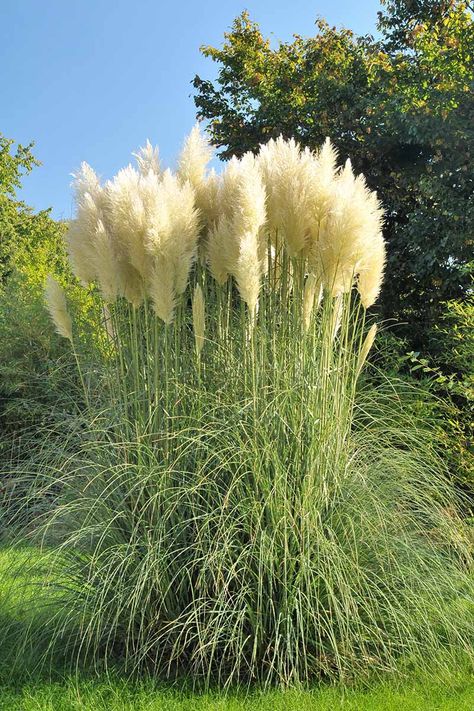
[0,134,65,281]
[192,2,474,350]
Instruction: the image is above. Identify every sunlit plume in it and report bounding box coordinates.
[133,140,161,176]
[44,276,73,342]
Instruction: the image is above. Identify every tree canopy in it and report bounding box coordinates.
[0,135,65,281]
[193,1,474,348]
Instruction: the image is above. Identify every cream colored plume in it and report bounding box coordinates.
[356,323,378,377]
[90,219,122,303]
[308,157,384,299]
[212,153,266,315]
[69,162,143,304]
[234,229,262,318]
[192,283,205,356]
[207,217,232,285]
[141,170,200,320]
[44,276,73,342]
[258,137,318,257]
[144,170,200,296]
[67,163,104,285]
[133,140,160,176]
[177,124,213,191]
[304,138,339,250]
[103,165,149,282]
[357,230,386,308]
[197,167,221,233]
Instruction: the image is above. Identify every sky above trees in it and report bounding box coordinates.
[1,0,381,218]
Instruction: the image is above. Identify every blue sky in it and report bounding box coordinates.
[2,0,382,219]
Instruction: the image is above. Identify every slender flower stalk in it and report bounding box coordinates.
[356,323,378,378]
[192,283,205,357]
[331,293,344,341]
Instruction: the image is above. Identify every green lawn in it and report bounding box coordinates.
[0,547,472,711]
[1,675,474,711]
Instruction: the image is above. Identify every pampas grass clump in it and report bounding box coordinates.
[4,125,472,689]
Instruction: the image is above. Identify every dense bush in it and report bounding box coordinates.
[0,137,100,532]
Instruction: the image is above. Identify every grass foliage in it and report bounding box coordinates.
[2,133,473,689]
[4,265,473,687]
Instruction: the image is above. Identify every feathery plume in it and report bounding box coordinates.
[145,170,200,296]
[192,283,205,356]
[214,153,266,313]
[207,217,232,285]
[234,230,262,318]
[308,155,384,298]
[198,168,220,229]
[258,136,317,257]
[44,276,73,342]
[356,323,378,377]
[133,140,160,176]
[92,219,122,303]
[177,124,213,191]
[103,165,149,281]
[67,163,104,284]
[357,231,386,308]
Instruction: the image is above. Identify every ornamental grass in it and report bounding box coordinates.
[4,126,472,688]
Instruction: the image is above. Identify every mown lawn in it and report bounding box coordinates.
[0,547,472,711]
[1,674,473,711]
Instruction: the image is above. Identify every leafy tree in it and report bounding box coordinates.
[0,134,65,280]
[192,2,474,349]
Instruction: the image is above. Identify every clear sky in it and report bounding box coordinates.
[1,0,382,219]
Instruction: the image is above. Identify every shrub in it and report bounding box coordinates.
[5,128,472,687]
[0,210,103,533]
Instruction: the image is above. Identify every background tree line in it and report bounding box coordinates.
[193,0,473,350]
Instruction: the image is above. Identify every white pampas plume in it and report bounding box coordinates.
[192,283,205,356]
[142,170,200,317]
[120,263,145,308]
[92,219,122,303]
[44,276,73,342]
[133,140,160,176]
[146,170,200,296]
[357,230,386,308]
[177,124,213,191]
[234,230,262,318]
[104,165,149,281]
[356,323,378,377]
[67,163,103,284]
[198,167,221,231]
[258,136,317,257]
[302,274,323,332]
[308,153,384,298]
[214,153,266,313]
[207,217,232,285]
